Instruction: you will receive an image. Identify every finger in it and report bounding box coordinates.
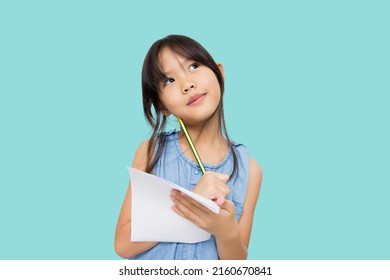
[213,172,230,183]
[205,178,230,198]
[217,182,230,196]
[170,189,181,197]
[216,196,225,207]
[219,199,236,214]
[173,191,214,218]
[171,194,209,229]
[204,171,229,183]
[171,204,202,228]
[178,192,212,214]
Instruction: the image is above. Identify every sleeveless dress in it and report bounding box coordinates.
[129,130,250,260]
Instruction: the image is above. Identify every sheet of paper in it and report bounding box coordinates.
[128,167,220,243]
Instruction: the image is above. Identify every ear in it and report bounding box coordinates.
[160,105,171,117]
[161,109,171,117]
[156,100,171,117]
[217,63,225,79]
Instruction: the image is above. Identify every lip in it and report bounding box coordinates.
[187,93,206,105]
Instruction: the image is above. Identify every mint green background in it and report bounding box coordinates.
[1,0,389,259]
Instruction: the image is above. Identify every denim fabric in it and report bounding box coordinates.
[129,130,250,260]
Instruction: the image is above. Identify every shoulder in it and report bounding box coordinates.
[231,140,247,150]
[131,131,178,171]
[249,158,263,183]
[245,158,262,209]
[237,157,263,246]
[132,140,151,171]
[231,139,262,185]
[231,141,250,163]
[230,141,249,164]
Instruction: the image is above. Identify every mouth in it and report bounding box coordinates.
[187,93,206,105]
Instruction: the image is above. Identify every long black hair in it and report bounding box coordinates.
[141,35,238,179]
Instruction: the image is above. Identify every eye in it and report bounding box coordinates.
[164,77,175,86]
[189,63,199,71]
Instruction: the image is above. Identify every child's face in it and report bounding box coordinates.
[158,47,223,125]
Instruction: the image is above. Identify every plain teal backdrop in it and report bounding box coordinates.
[1,0,389,259]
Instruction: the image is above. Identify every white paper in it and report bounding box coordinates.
[128,167,220,243]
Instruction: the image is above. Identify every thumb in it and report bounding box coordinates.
[219,199,236,213]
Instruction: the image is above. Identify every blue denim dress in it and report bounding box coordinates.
[129,130,250,260]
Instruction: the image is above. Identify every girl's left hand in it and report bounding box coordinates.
[170,189,239,240]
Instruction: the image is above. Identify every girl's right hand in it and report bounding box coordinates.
[192,172,230,206]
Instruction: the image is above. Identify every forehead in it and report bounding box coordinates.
[158,47,190,74]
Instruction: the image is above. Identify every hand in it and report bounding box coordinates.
[192,172,230,206]
[170,189,239,240]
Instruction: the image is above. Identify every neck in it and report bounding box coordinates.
[179,113,223,145]
[178,113,229,165]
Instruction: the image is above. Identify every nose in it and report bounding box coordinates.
[183,81,196,93]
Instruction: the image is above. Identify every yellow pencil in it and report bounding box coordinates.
[178,118,206,175]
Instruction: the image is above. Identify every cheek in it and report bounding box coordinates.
[209,76,222,98]
[160,93,181,112]
[203,70,221,94]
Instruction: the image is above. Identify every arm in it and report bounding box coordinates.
[216,158,263,259]
[171,157,263,259]
[114,140,158,259]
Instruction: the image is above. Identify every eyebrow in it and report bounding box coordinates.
[162,57,191,76]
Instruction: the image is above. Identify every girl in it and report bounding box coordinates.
[114,35,262,260]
